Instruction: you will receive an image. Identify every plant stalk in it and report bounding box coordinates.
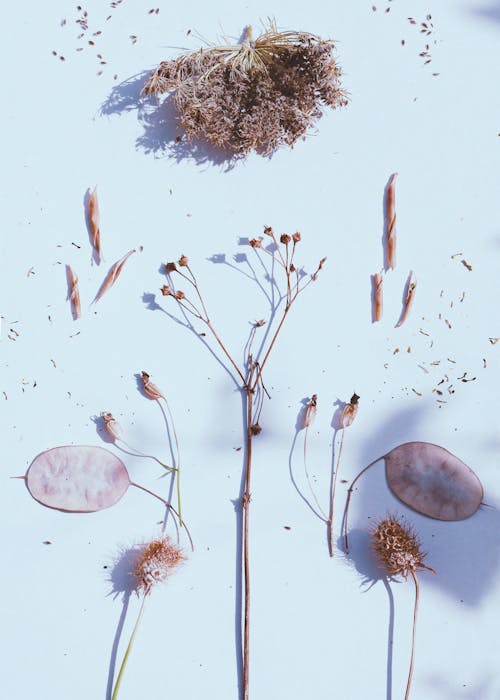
[327,429,345,557]
[111,595,147,700]
[242,385,253,700]
[405,570,420,700]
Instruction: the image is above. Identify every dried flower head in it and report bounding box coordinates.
[141,371,164,400]
[280,233,291,244]
[134,536,185,595]
[101,411,124,441]
[340,393,359,428]
[160,284,172,296]
[143,21,348,157]
[178,255,188,267]
[249,237,263,248]
[372,515,434,579]
[292,231,301,243]
[165,261,177,273]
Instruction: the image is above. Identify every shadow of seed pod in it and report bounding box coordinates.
[343,441,484,552]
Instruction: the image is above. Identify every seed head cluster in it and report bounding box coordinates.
[143,24,348,157]
[372,516,432,579]
[134,536,185,595]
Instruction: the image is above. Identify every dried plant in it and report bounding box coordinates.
[66,265,81,319]
[396,270,417,327]
[372,272,383,322]
[372,515,435,700]
[111,536,185,700]
[143,21,348,157]
[327,393,359,556]
[385,172,397,270]
[88,186,102,264]
[101,411,175,472]
[159,229,325,699]
[95,248,136,302]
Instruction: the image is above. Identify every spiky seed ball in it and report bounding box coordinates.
[371,515,432,579]
[134,536,185,595]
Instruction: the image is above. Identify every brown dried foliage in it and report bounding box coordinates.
[385,173,397,270]
[372,272,383,322]
[143,23,348,156]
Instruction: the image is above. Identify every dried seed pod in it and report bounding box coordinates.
[396,271,417,327]
[134,536,185,595]
[372,514,434,578]
[343,441,484,552]
[385,172,397,270]
[25,445,130,512]
[101,411,124,441]
[88,187,101,263]
[141,371,164,400]
[339,393,359,428]
[372,272,383,322]
[304,394,317,428]
[95,249,136,302]
[143,21,347,157]
[66,265,81,319]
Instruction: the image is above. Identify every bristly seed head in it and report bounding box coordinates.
[372,515,435,579]
[134,536,185,595]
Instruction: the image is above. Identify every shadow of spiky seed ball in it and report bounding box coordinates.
[143,23,348,157]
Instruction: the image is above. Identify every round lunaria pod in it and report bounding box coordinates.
[385,441,483,520]
[26,445,130,512]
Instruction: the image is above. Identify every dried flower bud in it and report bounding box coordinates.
[134,536,185,595]
[292,232,301,243]
[254,319,266,327]
[290,263,296,272]
[249,237,263,248]
[263,226,274,237]
[175,290,185,300]
[101,412,124,441]
[280,233,291,244]
[250,423,262,435]
[318,257,327,270]
[141,371,164,400]
[304,394,317,428]
[178,255,188,267]
[165,262,177,273]
[340,393,359,428]
[372,515,434,579]
[160,284,172,296]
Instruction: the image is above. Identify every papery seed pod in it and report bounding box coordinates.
[101,411,124,441]
[304,394,317,428]
[141,371,164,400]
[340,393,359,428]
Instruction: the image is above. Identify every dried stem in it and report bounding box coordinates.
[162,238,323,700]
[327,429,345,556]
[111,595,147,700]
[405,570,420,700]
[130,482,193,551]
[342,456,382,553]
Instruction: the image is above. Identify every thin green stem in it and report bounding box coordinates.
[159,397,183,525]
[111,596,147,700]
[405,571,420,700]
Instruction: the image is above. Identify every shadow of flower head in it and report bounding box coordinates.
[107,545,142,600]
[100,72,238,170]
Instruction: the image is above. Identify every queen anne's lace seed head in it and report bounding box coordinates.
[134,536,185,595]
[143,25,348,157]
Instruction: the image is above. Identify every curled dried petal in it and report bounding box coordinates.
[88,186,102,264]
[396,271,417,327]
[95,249,136,302]
[372,272,383,322]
